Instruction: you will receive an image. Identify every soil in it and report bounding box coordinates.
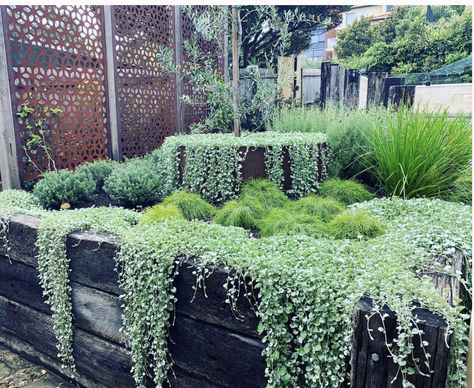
[0,344,72,388]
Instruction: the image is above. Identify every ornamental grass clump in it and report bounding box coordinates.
[213,199,265,230]
[103,158,162,207]
[75,159,118,191]
[367,106,472,198]
[319,178,374,205]
[140,204,183,224]
[161,191,215,221]
[240,179,289,211]
[327,210,385,239]
[445,167,472,204]
[33,169,96,209]
[270,104,385,178]
[260,207,327,238]
[287,195,344,222]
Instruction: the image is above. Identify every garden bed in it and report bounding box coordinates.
[0,214,456,388]
[162,132,329,202]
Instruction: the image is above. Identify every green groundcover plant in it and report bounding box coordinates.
[240,179,289,212]
[327,210,385,239]
[213,198,265,230]
[0,191,471,387]
[367,106,472,199]
[162,191,215,221]
[319,178,374,205]
[287,195,344,222]
[260,207,328,238]
[157,131,329,202]
[140,204,183,224]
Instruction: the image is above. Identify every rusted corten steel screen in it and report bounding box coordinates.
[112,5,179,158]
[2,5,110,181]
[181,6,226,132]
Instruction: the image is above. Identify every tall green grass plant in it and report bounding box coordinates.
[367,107,471,198]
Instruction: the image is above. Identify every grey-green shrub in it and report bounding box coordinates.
[162,191,215,221]
[33,169,96,209]
[327,210,385,239]
[76,159,118,191]
[287,195,345,222]
[260,207,327,238]
[319,178,374,205]
[213,199,265,230]
[240,179,289,211]
[103,158,162,207]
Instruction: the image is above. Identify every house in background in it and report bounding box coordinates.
[323,5,394,60]
[303,27,326,61]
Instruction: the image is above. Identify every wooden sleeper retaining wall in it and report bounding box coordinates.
[0,215,451,387]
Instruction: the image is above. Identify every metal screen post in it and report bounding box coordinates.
[103,5,121,161]
[174,5,184,133]
[0,7,20,189]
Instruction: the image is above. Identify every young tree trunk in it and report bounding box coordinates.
[232,6,241,137]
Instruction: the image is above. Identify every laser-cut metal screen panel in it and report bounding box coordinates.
[113,5,178,158]
[181,6,226,132]
[2,5,110,181]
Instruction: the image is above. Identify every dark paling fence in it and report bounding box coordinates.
[319,62,415,110]
[0,5,225,188]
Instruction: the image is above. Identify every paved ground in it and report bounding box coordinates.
[0,345,72,388]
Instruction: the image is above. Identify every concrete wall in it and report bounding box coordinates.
[414,83,472,115]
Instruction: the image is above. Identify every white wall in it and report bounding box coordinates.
[414,83,472,115]
[358,75,368,109]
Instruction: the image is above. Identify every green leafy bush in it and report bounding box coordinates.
[240,179,289,211]
[76,159,117,191]
[288,195,344,222]
[162,191,215,221]
[319,178,374,205]
[260,207,327,238]
[327,210,385,239]
[33,169,96,209]
[213,199,265,230]
[336,6,472,75]
[140,204,183,224]
[103,158,162,207]
[367,107,472,198]
[160,132,328,202]
[270,104,385,179]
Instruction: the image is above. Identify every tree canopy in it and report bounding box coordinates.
[240,6,349,67]
[335,6,472,74]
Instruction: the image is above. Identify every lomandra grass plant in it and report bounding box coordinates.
[367,106,472,198]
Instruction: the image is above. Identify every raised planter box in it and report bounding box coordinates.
[179,145,327,193]
[0,215,451,387]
